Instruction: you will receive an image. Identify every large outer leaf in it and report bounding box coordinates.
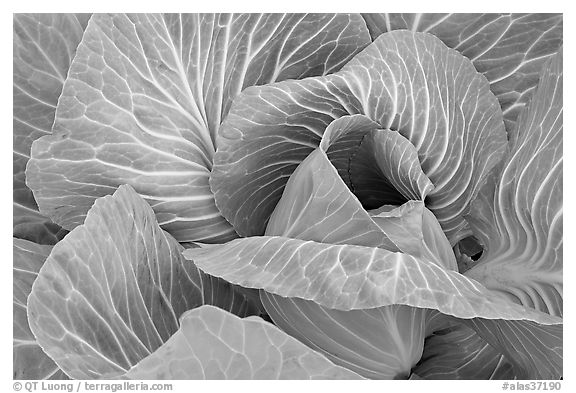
[185,235,562,378]
[27,185,260,379]
[465,51,563,317]
[184,235,559,323]
[13,13,90,244]
[13,239,66,380]
[25,13,371,243]
[125,306,363,379]
[361,13,563,131]
[212,30,507,244]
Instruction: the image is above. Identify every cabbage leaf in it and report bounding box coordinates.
[125,305,363,379]
[27,185,260,379]
[212,30,507,244]
[13,13,90,244]
[25,13,370,243]
[13,239,67,379]
[361,13,563,132]
[15,13,563,381]
[465,51,563,317]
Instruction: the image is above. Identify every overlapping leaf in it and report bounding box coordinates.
[125,306,363,379]
[258,133,454,379]
[361,13,563,131]
[13,239,66,380]
[27,185,260,379]
[186,234,562,378]
[14,13,90,244]
[369,202,457,271]
[185,234,560,322]
[25,13,371,243]
[463,318,562,379]
[465,51,563,317]
[15,13,563,381]
[212,30,507,243]
[264,148,399,252]
[264,127,453,268]
[351,129,435,207]
[313,115,435,209]
[189,131,562,378]
[414,321,516,379]
[320,114,381,189]
[263,140,560,379]
[260,293,425,379]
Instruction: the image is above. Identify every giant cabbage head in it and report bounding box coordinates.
[14,13,562,380]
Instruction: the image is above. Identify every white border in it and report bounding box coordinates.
[3,4,571,392]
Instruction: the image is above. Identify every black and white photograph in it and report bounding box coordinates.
[12,10,564,386]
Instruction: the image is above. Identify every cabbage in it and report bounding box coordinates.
[14,13,562,380]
